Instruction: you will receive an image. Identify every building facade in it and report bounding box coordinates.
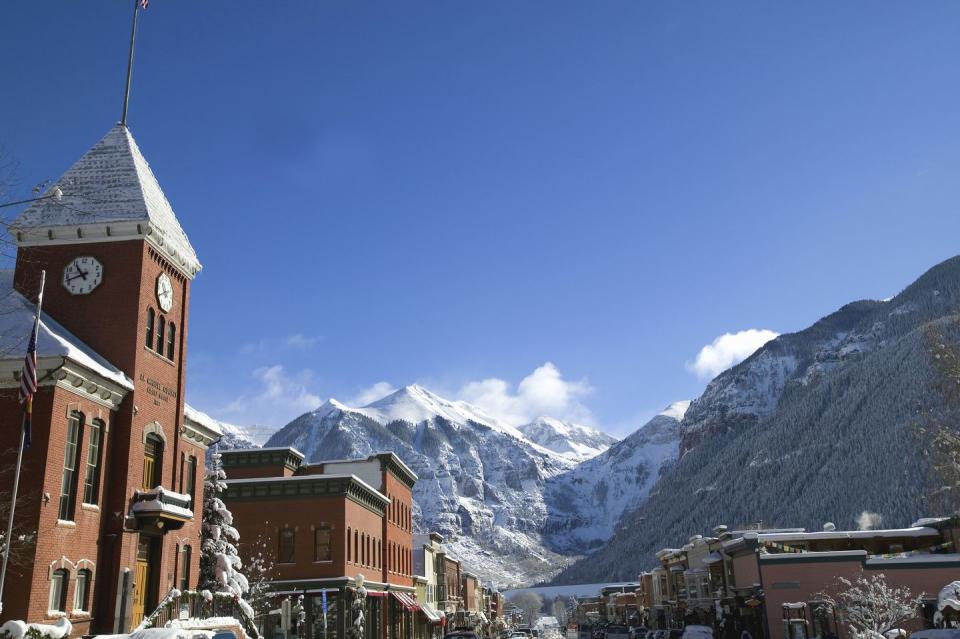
[221,448,418,639]
[0,125,218,633]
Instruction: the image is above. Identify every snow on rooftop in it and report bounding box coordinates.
[0,270,132,389]
[750,526,940,542]
[224,473,388,503]
[11,125,200,275]
[183,404,224,436]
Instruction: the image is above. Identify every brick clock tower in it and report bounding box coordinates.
[0,125,219,632]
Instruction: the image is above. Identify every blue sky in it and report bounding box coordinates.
[3,2,960,439]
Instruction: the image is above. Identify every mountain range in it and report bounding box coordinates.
[259,384,632,586]
[205,255,960,588]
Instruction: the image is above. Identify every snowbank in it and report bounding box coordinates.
[0,619,72,639]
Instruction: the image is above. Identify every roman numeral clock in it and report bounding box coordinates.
[62,256,103,295]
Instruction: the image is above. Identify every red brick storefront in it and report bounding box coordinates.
[221,448,418,639]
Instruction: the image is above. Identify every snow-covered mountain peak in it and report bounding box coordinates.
[357,384,528,440]
[517,417,617,462]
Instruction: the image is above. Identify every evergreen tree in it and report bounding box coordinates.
[198,451,250,599]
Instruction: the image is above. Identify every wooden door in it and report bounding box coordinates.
[131,559,149,627]
[131,536,155,629]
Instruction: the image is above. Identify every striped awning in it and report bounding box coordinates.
[392,591,419,612]
[420,603,443,623]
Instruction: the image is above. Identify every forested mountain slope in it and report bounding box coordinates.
[554,255,960,583]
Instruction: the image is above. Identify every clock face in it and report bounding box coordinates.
[157,273,174,312]
[62,256,103,295]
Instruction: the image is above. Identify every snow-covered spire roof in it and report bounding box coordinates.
[10,124,201,277]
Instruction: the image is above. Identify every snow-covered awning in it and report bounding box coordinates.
[131,487,193,530]
[703,552,723,564]
[420,604,443,623]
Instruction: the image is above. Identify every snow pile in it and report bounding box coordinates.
[935,581,960,626]
[166,617,242,631]
[0,619,71,639]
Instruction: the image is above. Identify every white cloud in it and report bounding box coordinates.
[222,364,322,424]
[688,329,779,380]
[348,382,398,407]
[457,362,594,426]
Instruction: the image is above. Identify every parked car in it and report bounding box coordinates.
[605,626,631,639]
[681,626,713,639]
[444,632,480,639]
[629,628,649,639]
[910,631,960,639]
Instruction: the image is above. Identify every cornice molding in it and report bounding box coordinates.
[13,219,200,279]
[0,356,129,409]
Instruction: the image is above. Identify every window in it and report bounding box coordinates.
[179,545,192,591]
[185,455,197,508]
[278,528,295,563]
[143,433,163,489]
[74,568,91,612]
[156,316,166,354]
[166,323,176,360]
[347,528,352,562]
[58,413,83,520]
[354,530,359,564]
[145,307,155,349]
[314,525,332,562]
[49,569,68,613]
[82,420,103,505]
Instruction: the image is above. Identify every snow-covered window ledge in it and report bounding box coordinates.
[45,611,67,619]
[55,520,76,529]
[80,503,100,513]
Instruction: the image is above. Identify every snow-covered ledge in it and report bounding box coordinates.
[131,487,194,530]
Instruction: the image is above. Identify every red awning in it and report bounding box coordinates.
[366,591,388,598]
[391,591,419,612]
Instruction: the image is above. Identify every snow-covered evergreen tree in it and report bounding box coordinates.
[198,451,250,599]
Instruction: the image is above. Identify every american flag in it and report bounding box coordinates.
[18,328,37,450]
[139,0,149,8]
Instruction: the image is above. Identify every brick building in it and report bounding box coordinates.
[0,125,219,632]
[220,447,418,639]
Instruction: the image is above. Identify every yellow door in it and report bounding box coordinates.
[131,559,149,628]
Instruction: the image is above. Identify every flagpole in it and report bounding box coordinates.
[0,270,46,616]
[120,0,142,127]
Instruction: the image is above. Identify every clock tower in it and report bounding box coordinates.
[6,124,209,632]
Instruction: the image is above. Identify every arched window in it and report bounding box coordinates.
[166,323,176,360]
[179,545,192,591]
[74,568,91,612]
[59,412,84,521]
[156,315,165,354]
[143,433,163,489]
[82,419,104,506]
[145,307,155,349]
[49,568,68,613]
